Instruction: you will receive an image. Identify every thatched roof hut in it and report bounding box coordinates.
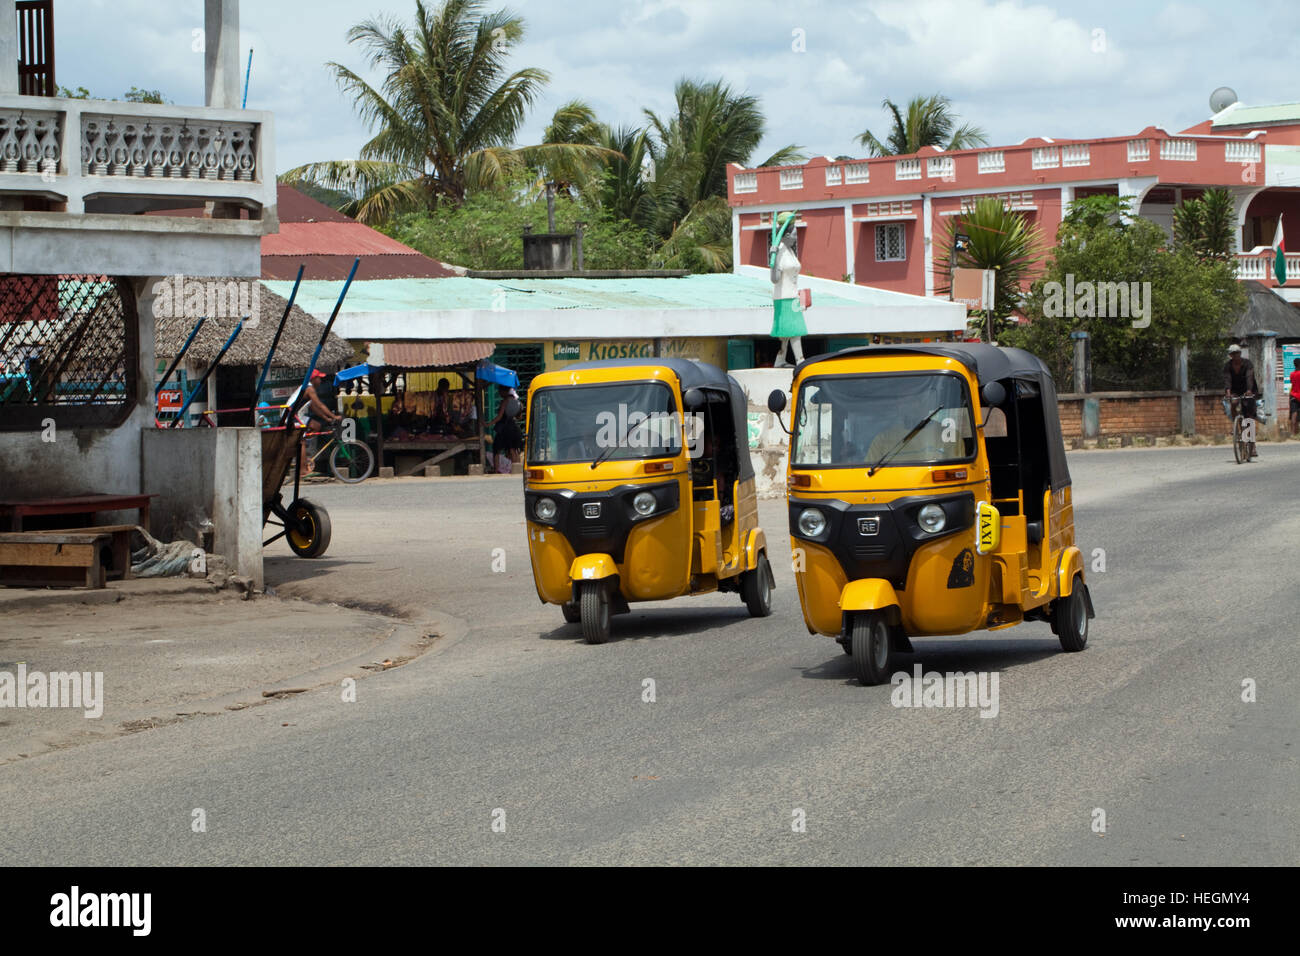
[154,280,356,369]
[1231,280,1300,339]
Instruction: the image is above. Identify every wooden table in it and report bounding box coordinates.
[0,493,155,532]
[381,438,472,476]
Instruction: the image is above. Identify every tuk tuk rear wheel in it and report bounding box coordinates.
[1054,576,1089,652]
[561,603,581,624]
[741,552,774,618]
[850,613,893,685]
[580,581,611,644]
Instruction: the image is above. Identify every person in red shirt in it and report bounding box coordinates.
[1289,358,1300,437]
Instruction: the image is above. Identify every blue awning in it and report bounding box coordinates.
[334,363,375,385]
[477,361,519,387]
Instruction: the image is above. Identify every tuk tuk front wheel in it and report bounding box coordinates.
[850,612,893,685]
[741,551,774,617]
[580,581,611,644]
[1053,576,1089,652]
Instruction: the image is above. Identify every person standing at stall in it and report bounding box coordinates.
[486,384,523,473]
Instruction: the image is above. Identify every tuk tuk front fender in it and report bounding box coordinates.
[840,579,902,619]
[569,553,619,583]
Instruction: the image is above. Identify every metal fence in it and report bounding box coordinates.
[0,274,138,430]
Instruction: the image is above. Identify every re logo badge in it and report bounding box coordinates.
[975,501,1001,555]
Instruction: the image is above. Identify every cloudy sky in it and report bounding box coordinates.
[58,0,1297,175]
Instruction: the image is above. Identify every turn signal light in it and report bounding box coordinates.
[526,468,545,481]
[644,460,674,474]
[790,473,812,488]
[932,468,967,482]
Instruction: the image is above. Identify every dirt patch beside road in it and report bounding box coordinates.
[0,580,411,764]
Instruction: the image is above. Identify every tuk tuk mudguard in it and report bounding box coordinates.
[569,553,619,582]
[839,579,902,622]
[1056,546,1096,618]
[742,527,768,574]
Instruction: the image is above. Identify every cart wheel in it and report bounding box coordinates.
[741,551,773,617]
[580,581,611,644]
[561,603,581,624]
[287,498,332,558]
[1053,575,1089,652]
[850,612,893,685]
[329,440,375,483]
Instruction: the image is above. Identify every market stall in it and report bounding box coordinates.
[335,342,519,476]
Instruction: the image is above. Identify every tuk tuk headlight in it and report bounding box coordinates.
[534,497,558,522]
[918,503,947,534]
[632,491,657,516]
[798,507,827,538]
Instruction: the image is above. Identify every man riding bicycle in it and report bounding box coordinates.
[1224,343,1260,461]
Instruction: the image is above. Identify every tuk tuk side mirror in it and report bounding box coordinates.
[979,381,1007,426]
[767,389,792,436]
[684,387,706,410]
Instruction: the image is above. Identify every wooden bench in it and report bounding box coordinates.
[0,532,111,589]
[23,525,140,580]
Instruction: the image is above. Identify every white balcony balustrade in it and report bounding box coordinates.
[844,163,869,184]
[779,167,803,190]
[733,171,757,193]
[978,150,1004,174]
[1159,138,1197,161]
[1127,139,1150,162]
[895,158,921,180]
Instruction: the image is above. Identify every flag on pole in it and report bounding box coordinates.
[1274,214,1287,285]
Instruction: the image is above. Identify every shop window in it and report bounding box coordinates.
[486,343,544,419]
[875,224,906,262]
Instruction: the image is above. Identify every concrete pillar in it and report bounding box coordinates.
[0,1,17,95]
[842,201,855,283]
[213,428,264,588]
[731,209,741,273]
[1071,331,1090,394]
[1173,344,1195,435]
[1245,333,1279,437]
[922,194,934,297]
[204,0,241,109]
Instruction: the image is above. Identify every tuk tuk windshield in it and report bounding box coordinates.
[528,381,683,464]
[793,372,976,468]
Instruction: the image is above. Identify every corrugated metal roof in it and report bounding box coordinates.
[1212,103,1300,127]
[371,341,495,369]
[262,254,456,280]
[262,222,420,257]
[268,273,874,313]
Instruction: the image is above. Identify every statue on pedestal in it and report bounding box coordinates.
[769,211,806,367]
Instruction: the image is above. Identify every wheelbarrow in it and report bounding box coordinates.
[261,425,331,558]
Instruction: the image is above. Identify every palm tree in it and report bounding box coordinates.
[1173,187,1236,262]
[530,99,610,198]
[643,78,803,269]
[857,94,988,157]
[595,124,658,230]
[945,197,1044,341]
[281,0,613,222]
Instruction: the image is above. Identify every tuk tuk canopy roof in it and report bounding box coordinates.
[796,343,1071,489]
[551,358,754,482]
[795,343,1051,386]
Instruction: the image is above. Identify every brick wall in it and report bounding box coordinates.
[1058,390,1226,438]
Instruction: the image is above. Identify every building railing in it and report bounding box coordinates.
[0,93,275,216]
[1235,250,1300,282]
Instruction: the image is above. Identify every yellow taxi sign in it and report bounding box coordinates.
[976,501,1001,555]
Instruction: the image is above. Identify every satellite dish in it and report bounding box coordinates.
[1209,87,1239,113]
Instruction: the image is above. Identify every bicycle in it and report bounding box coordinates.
[305,417,375,483]
[1227,393,1257,465]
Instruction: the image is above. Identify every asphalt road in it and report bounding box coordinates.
[2,445,1297,865]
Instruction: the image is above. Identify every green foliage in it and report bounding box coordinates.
[283,0,614,222]
[857,94,988,157]
[1002,197,1245,389]
[124,87,169,104]
[57,85,91,99]
[1172,187,1235,262]
[944,198,1044,340]
[382,175,656,270]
